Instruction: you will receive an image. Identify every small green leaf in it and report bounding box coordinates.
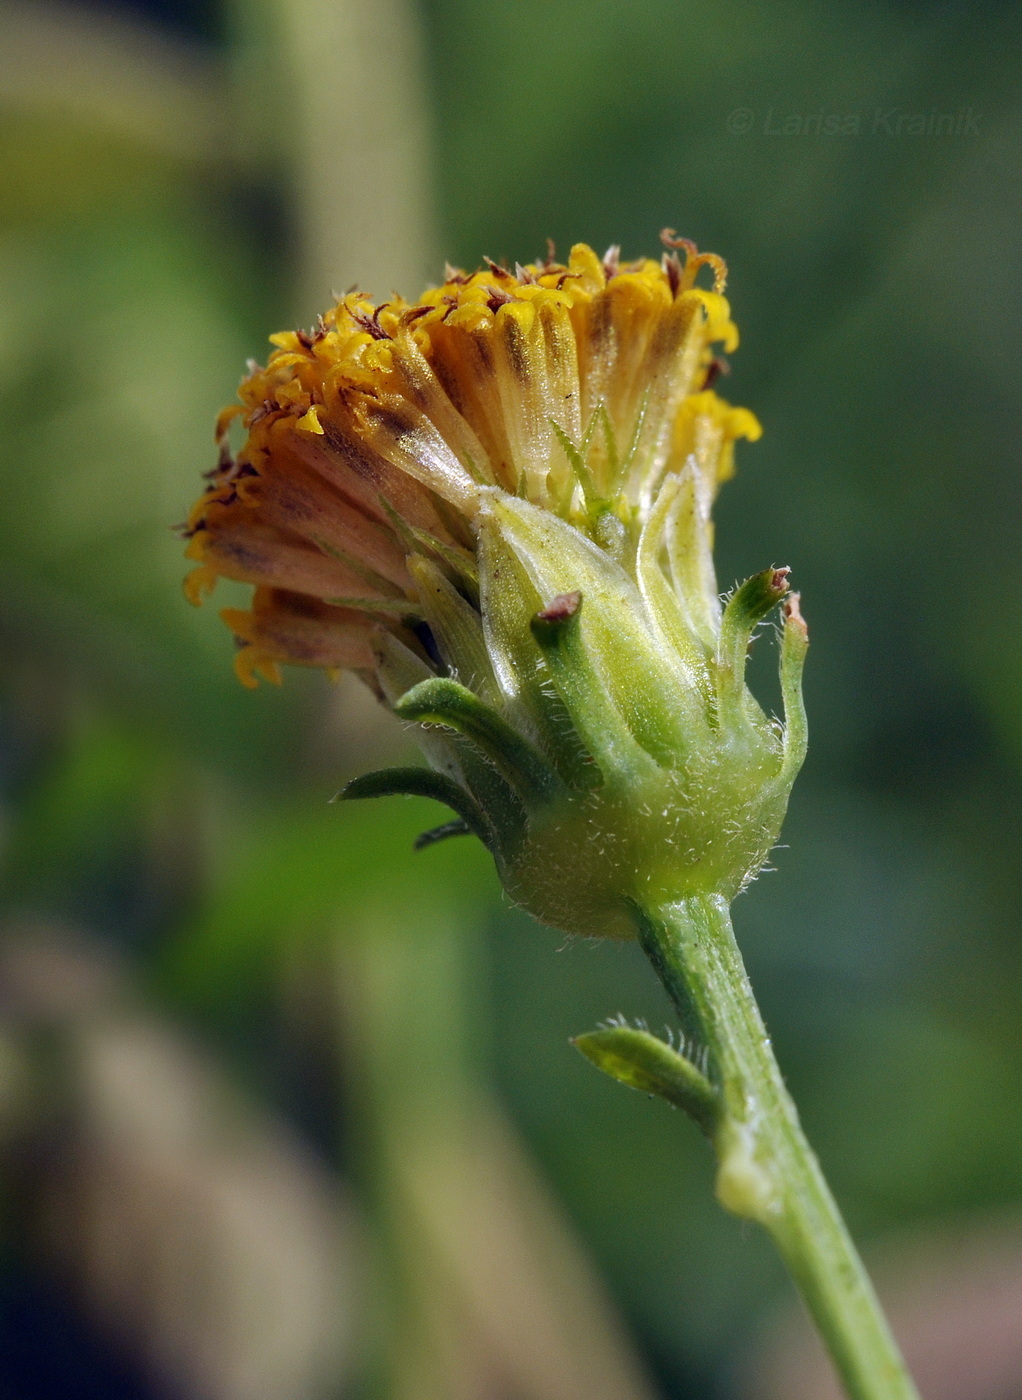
[718,567,790,673]
[334,766,492,847]
[395,678,564,809]
[572,1024,720,1134]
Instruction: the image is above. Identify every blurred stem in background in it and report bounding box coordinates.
[335,890,658,1400]
[233,0,438,310]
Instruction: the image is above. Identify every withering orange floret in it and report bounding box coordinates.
[183,236,761,688]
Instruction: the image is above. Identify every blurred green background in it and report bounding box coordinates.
[1,1,1020,1397]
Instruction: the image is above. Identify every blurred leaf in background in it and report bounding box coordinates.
[0,0,292,767]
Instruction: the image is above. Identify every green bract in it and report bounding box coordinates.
[341,485,808,941]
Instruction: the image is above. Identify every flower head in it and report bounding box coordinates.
[183,235,806,938]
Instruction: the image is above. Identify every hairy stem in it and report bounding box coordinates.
[635,895,919,1400]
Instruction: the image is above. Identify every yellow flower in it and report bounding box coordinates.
[182,234,760,689]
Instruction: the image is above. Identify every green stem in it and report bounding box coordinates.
[635,894,919,1400]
